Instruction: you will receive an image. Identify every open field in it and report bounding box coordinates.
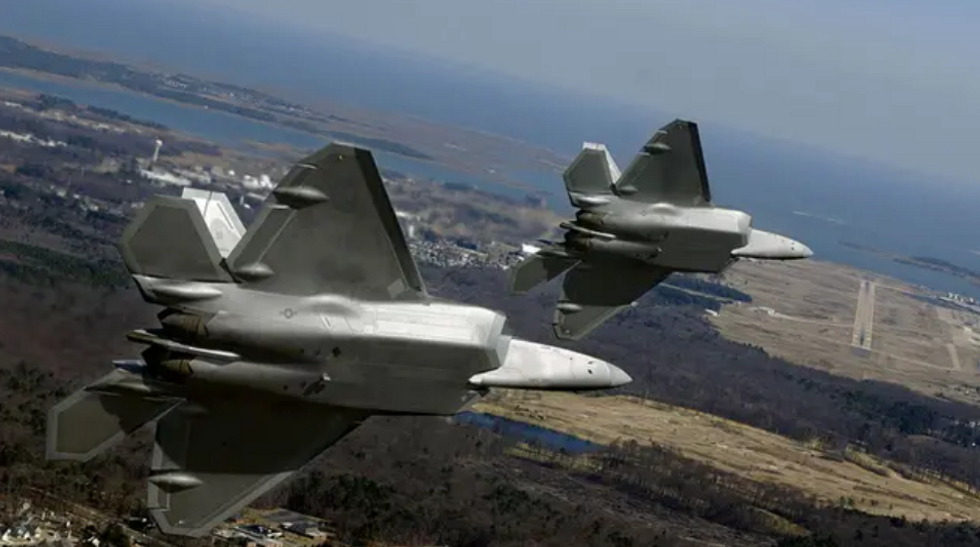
[475,391,980,522]
[712,259,980,404]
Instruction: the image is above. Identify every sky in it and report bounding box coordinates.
[177,0,980,186]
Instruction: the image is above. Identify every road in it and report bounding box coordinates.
[851,279,877,352]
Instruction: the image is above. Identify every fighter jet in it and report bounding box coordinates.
[510,119,813,341]
[45,142,631,538]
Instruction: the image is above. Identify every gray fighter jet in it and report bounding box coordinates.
[45,142,631,537]
[510,119,813,341]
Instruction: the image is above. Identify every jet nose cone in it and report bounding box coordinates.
[607,363,633,388]
[778,237,813,260]
[786,238,813,259]
[733,229,813,260]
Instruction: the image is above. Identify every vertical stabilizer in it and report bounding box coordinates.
[223,143,428,298]
[587,142,622,182]
[563,142,620,208]
[613,119,712,206]
[180,189,246,258]
[118,195,234,282]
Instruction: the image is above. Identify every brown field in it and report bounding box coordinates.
[474,391,980,522]
[712,259,980,404]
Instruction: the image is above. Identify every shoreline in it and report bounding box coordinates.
[0,67,545,195]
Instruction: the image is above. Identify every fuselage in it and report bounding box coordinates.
[564,201,811,271]
[568,202,748,272]
[124,275,629,416]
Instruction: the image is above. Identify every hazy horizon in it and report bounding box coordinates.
[2,0,980,297]
[169,0,980,189]
[2,0,978,189]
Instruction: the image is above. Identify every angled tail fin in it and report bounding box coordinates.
[180,188,246,258]
[118,191,240,283]
[562,142,621,208]
[224,143,428,299]
[614,119,712,206]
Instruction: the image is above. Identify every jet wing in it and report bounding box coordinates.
[553,262,671,340]
[148,398,368,537]
[226,143,427,299]
[614,119,712,207]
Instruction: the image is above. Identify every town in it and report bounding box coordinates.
[0,496,409,547]
[0,90,535,274]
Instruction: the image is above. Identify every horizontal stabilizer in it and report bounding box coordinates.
[563,142,620,208]
[509,253,578,294]
[46,370,181,462]
[148,399,369,537]
[614,119,712,207]
[180,189,246,258]
[554,262,671,340]
[119,196,234,283]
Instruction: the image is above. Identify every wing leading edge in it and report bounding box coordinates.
[553,262,671,340]
[225,144,427,300]
[148,398,369,537]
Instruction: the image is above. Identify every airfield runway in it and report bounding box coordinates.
[851,279,876,352]
[711,260,980,406]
